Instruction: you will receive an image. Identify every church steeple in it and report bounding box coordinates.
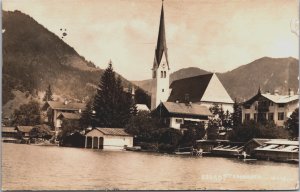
[151,0,170,110]
[153,1,169,69]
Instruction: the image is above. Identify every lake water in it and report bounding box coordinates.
[2,143,299,190]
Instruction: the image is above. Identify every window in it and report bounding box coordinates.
[245,113,250,121]
[254,113,257,121]
[268,113,274,121]
[278,103,285,108]
[161,71,163,78]
[164,71,166,78]
[175,118,183,124]
[269,102,273,106]
[162,89,164,92]
[278,112,284,121]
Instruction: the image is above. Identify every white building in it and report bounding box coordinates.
[154,102,212,131]
[85,128,133,150]
[150,2,234,113]
[136,104,150,112]
[242,89,299,127]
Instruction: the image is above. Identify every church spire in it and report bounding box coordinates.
[154,1,169,69]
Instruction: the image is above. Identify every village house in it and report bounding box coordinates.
[85,128,133,150]
[150,2,234,121]
[242,89,299,127]
[154,102,212,131]
[42,100,85,133]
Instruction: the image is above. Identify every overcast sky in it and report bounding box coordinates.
[3,0,299,80]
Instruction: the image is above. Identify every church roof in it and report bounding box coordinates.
[168,73,214,103]
[154,2,169,69]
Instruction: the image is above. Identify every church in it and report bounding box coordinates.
[150,2,234,130]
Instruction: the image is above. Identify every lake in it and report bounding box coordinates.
[2,143,299,190]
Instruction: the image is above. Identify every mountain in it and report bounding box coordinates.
[217,57,299,101]
[2,10,132,116]
[133,57,299,101]
[132,67,210,94]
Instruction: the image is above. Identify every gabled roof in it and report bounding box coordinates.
[2,126,17,133]
[43,101,85,111]
[265,139,299,146]
[168,74,213,103]
[161,102,212,117]
[136,104,150,112]
[16,126,34,133]
[57,112,81,120]
[261,94,299,104]
[244,92,299,106]
[95,128,131,136]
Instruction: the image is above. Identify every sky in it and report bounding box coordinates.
[3,0,299,80]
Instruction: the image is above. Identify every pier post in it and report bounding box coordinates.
[85,136,87,148]
[92,137,94,149]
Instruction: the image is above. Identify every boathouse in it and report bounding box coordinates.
[253,139,299,161]
[2,126,19,143]
[85,128,133,150]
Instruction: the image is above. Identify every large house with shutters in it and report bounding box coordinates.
[150,1,234,130]
[242,89,299,127]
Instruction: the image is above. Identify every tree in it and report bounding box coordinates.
[286,108,299,138]
[206,118,220,140]
[79,98,94,128]
[12,100,41,126]
[134,87,151,109]
[43,84,53,101]
[180,121,206,146]
[232,99,242,129]
[125,111,159,142]
[93,61,136,127]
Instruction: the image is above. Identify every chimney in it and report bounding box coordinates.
[289,88,294,97]
[265,90,270,94]
[274,90,279,95]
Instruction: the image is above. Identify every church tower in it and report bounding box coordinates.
[151,1,170,110]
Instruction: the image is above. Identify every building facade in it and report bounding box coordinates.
[85,128,133,150]
[242,89,299,127]
[42,100,85,133]
[154,102,212,131]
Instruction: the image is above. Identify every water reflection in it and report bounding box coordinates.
[2,143,298,190]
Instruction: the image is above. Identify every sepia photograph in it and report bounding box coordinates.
[1,0,299,190]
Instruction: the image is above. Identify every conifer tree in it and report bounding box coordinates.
[232,99,242,129]
[43,84,53,101]
[93,61,136,128]
[80,98,94,128]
